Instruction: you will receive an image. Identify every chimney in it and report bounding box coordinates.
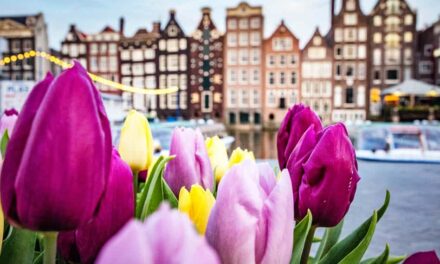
[152,21,161,33]
[169,9,176,18]
[119,17,125,35]
[70,24,76,32]
[331,0,335,26]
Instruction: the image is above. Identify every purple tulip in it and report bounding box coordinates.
[206,160,293,264]
[96,203,219,264]
[403,251,440,264]
[1,63,112,231]
[0,108,18,138]
[277,104,323,170]
[58,149,134,264]
[164,127,213,196]
[287,123,360,227]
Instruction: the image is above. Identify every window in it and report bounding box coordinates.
[358,45,366,59]
[280,55,286,65]
[290,55,297,65]
[374,16,382,26]
[179,39,187,50]
[344,28,357,42]
[23,40,32,51]
[404,48,412,65]
[179,55,187,70]
[167,55,178,71]
[159,55,166,71]
[291,72,297,84]
[228,19,237,30]
[250,18,260,29]
[268,55,275,66]
[167,39,178,52]
[373,49,381,65]
[386,69,399,80]
[273,37,292,51]
[424,44,433,57]
[280,72,285,84]
[374,33,382,43]
[10,40,20,52]
[109,44,117,54]
[419,61,433,74]
[253,90,260,106]
[336,64,342,77]
[240,69,248,84]
[228,50,237,64]
[334,86,342,106]
[358,63,366,79]
[145,62,155,74]
[100,44,107,54]
[179,74,187,90]
[335,46,343,58]
[132,63,143,75]
[250,32,261,46]
[241,90,249,105]
[346,64,355,77]
[229,90,237,106]
[121,50,130,60]
[251,69,260,83]
[269,72,275,85]
[345,87,354,104]
[70,45,78,57]
[344,45,356,59]
[347,0,356,11]
[251,49,260,64]
[267,90,276,106]
[90,56,98,72]
[90,44,98,54]
[357,86,365,107]
[239,19,248,29]
[227,33,237,47]
[373,70,380,81]
[146,76,156,88]
[404,32,413,43]
[121,64,131,75]
[385,49,400,64]
[358,27,367,42]
[239,33,248,46]
[335,28,343,42]
[109,56,118,71]
[144,48,155,59]
[404,15,413,25]
[132,50,143,61]
[228,69,237,84]
[344,14,357,25]
[239,49,248,64]
[159,40,166,50]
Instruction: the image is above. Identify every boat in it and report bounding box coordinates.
[355,125,440,164]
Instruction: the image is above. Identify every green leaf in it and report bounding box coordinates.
[360,244,390,264]
[0,227,37,263]
[1,130,9,157]
[318,191,390,264]
[162,178,178,208]
[314,220,344,261]
[138,156,174,220]
[33,251,44,264]
[386,256,406,264]
[290,210,313,264]
[135,156,164,217]
[313,236,322,243]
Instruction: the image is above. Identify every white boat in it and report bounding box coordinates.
[355,125,440,164]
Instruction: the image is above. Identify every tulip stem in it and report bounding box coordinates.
[43,232,58,264]
[300,225,316,264]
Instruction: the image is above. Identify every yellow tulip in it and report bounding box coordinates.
[205,136,229,183]
[118,110,153,172]
[228,147,255,168]
[178,185,215,234]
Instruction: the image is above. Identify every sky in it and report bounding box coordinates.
[1,0,439,49]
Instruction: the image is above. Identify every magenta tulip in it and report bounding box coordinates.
[206,160,293,264]
[403,251,440,264]
[58,149,134,264]
[96,203,219,264]
[0,108,18,138]
[277,104,323,170]
[287,123,360,227]
[164,127,213,196]
[0,63,112,231]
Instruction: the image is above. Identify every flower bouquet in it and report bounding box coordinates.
[0,63,438,264]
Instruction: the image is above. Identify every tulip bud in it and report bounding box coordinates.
[118,110,154,172]
[58,149,134,264]
[178,185,215,234]
[164,128,214,196]
[403,251,440,264]
[206,160,293,264]
[96,204,220,264]
[205,136,229,183]
[287,123,360,227]
[228,147,255,168]
[0,108,18,138]
[277,104,323,170]
[1,63,112,231]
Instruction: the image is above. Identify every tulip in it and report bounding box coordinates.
[227,147,255,169]
[403,251,440,264]
[277,104,323,170]
[96,203,219,264]
[205,136,229,182]
[206,160,293,264]
[164,128,214,196]
[58,149,134,264]
[118,110,153,172]
[287,123,360,227]
[0,108,18,138]
[178,185,215,234]
[1,63,112,231]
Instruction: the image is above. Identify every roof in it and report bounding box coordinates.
[382,79,440,96]
[101,26,116,33]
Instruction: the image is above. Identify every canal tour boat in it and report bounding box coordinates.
[355,125,440,164]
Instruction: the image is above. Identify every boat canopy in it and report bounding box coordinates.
[382,79,440,96]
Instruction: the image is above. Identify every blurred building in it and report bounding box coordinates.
[416,17,440,85]
[119,22,160,114]
[224,2,264,129]
[157,10,190,120]
[60,18,123,94]
[331,0,369,122]
[301,28,334,124]
[189,8,224,120]
[368,0,417,115]
[0,13,50,81]
[262,20,300,128]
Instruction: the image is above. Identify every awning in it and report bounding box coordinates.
[382,79,440,97]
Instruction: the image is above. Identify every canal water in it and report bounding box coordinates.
[229,130,440,257]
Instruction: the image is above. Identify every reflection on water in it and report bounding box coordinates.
[228,130,278,159]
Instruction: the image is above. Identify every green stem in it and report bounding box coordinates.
[133,170,139,204]
[43,232,58,264]
[301,225,317,264]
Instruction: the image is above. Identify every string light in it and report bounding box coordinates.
[0,50,178,95]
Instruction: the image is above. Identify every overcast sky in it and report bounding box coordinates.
[1,0,439,49]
